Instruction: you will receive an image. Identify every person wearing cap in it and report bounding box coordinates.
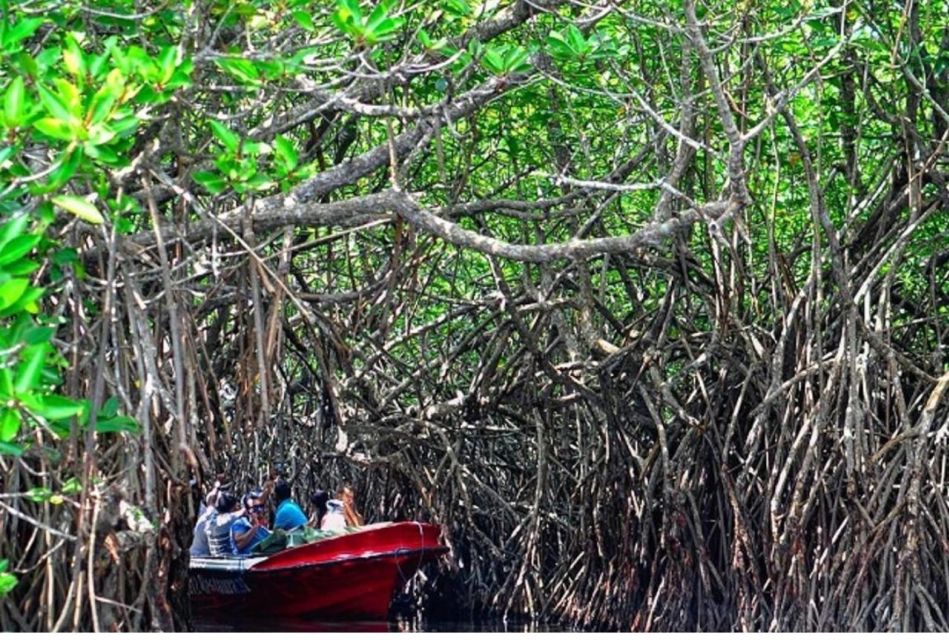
[230,491,271,555]
[272,479,308,531]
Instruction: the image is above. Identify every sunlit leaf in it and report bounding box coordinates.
[33,117,77,141]
[15,343,50,395]
[158,46,178,84]
[22,393,87,422]
[216,57,260,84]
[0,568,17,596]
[4,259,40,277]
[36,84,75,122]
[193,170,228,194]
[3,286,44,316]
[101,396,119,418]
[88,69,125,124]
[26,487,53,503]
[274,135,299,170]
[23,326,54,345]
[0,215,29,249]
[442,0,471,16]
[0,235,39,266]
[0,278,28,310]
[63,37,84,77]
[62,477,82,494]
[292,10,315,31]
[52,195,105,224]
[44,146,83,190]
[332,0,364,38]
[210,120,240,152]
[0,409,20,442]
[2,17,43,49]
[3,76,25,127]
[94,414,140,433]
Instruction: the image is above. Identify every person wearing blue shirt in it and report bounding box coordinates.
[230,491,270,555]
[273,479,308,531]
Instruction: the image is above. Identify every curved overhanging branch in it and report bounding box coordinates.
[103,184,732,265]
[393,192,730,263]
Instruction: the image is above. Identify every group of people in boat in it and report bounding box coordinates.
[189,477,364,557]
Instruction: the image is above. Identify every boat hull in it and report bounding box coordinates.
[189,521,446,620]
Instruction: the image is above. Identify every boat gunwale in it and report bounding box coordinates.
[190,545,450,575]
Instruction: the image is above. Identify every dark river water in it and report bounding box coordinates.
[193,615,571,632]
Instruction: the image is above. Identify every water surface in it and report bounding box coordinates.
[193,614,569,632]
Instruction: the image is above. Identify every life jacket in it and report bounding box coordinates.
[207,511,239,556]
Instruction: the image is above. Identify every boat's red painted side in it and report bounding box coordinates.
[250,521,444,571]
[190,521,447,620]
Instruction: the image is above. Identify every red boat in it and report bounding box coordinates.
[189,521,448,620]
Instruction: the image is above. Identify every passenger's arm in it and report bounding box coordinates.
[232,521,260,551]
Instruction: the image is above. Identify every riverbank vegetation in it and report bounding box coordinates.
[0,0,947,631]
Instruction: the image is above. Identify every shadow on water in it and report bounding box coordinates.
[192,614,569,632]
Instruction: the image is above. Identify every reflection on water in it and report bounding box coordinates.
[192,615,568,633]
[192,617,390,632]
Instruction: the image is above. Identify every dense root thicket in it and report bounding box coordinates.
[2,0,947,632]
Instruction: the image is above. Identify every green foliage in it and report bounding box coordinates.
[51,195,105,224]
[332,0,405,46]
[0,558,16,598]
[0,3,174,458]
[197,120,276,194]
[546,26,618,64]
[480,44,531,76]
[416,28,448,53]
[24,476,82,505]
[441,0,471,17]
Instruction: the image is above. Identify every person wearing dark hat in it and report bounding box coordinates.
[272,479,307,531]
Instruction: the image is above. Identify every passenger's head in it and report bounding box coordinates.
[243,490,264,510]
[215,491,238,513]
[274,478,292,502]
[310,489,330,517]
[243,490,266,522]
[310,490,329,510]
[310,490,329,526]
